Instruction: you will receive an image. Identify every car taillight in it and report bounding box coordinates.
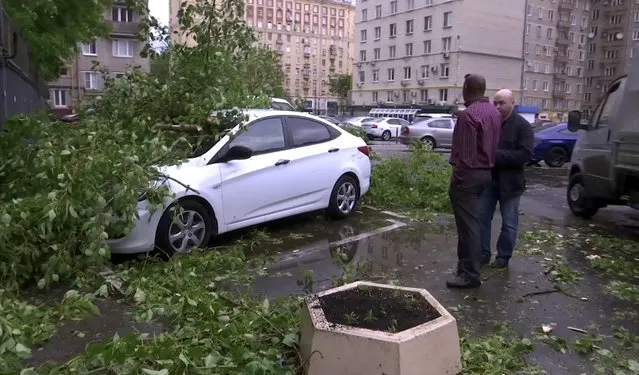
[358,146,371,157]
[371,124,378,128]
[401,126,409,135]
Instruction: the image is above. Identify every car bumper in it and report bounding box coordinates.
[364,128,383,137]
[398,136,418,145]
[106,201,163,254]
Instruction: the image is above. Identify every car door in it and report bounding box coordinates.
[386,118,404,138]
[218,116,295,225]
[580,79,625,198]
[282,116,344,208]
[436,119,455,147]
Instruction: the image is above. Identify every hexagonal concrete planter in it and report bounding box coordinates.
[300,281,462,375]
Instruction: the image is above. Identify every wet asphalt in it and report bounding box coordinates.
[249,142,639,374]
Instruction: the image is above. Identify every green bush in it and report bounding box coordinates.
[366,144,452,213]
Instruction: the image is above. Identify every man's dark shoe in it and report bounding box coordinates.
[481,255,491,265]
[446,276,481,289]
[491,258,509,269]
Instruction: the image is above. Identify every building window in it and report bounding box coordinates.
[405,43,413,56]
[374,26,381,39]
[51,89,69,107]
[420,65,430,78]
[387,90,394,102]
[388,68,395,81]
[548,9,554,21]
[112,7,133,22]
[361,9,367,22]
[390,23,397,37]
[442,37,451,52]
[407,0,415,10]
[403,66,412,80]
[420,89,428,102]
[443,11,453,28]
[424,16,432,31]
[389,45,396,58]
[374,48,381,60]
[361,30,367,42]
[359,50,367,61]
[82,41,97,56]
[523,79,527,90]
[112,39,134,57]
[543,81,549,91]
[403,90,410,103]
[532,80,537,91]
[633,29,639,40]
[372,69,379,82]
[440,63,449,77]
[406,19,414,34]
[390,1,397,14]
[375,5,382,18]
[423,40,431,53]
[439,89,448,102]
[372,91,379,103]
[358,71,365,83]
[83,72,100,90]
[547,28,553,39]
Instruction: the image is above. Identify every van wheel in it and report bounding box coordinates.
[545,147,568,167]
[327,175,360,219]
[567,174,599,219]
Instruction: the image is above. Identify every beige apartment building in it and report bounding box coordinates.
[170,0,356,113]
[522,0,590,121]
[48,0,149,116]
[581,0,639,118]
[351,0,525,108]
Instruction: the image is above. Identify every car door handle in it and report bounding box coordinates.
[328,148,339,153]
[275,159,290,166]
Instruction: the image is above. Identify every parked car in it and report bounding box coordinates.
[398,117,456,150]
[107,110,372,256]
[344,116,376,127]
[361,117,410,141]
[411,113,453,123]
[271,97,295,111]
[531,122,579,168]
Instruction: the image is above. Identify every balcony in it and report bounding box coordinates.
[555,37,570,47]
[552,90,568,99]
[108,21,139,36]
[558,1,575,11]
[554,55,569,63]
[553,72,568,80]
[556,20,572,29]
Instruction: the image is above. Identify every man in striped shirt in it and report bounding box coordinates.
[446,74,502,289]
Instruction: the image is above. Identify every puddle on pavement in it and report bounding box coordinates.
[252,207,639,375]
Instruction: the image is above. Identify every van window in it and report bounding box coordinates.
[593,78,626,129]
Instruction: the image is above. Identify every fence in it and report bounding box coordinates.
[0,5,49,130]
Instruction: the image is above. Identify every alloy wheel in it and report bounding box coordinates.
[336,182,357,214]
[168,210,207,253]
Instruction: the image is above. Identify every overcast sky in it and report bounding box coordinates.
[149,0,169,26]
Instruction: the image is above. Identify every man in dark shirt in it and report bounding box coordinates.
[447,74,502,289]
[479,89,534,269]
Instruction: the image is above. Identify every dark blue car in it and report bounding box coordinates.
[531,122,579,168]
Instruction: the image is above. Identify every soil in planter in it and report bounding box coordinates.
[318,285,441,333]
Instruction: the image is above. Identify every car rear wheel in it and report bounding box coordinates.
[382,130,391,141]
[567,173,599,219]
[545,147,568,168]
[155,199,214,257]
[421,136,436,150]
[327,175,360,219]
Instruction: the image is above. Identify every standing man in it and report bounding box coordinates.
[479,89,534,268]
[447,74,502,289]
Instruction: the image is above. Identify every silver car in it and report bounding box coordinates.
[399,117,456,150]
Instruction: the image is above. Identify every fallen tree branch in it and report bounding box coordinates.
[156,124,203,133]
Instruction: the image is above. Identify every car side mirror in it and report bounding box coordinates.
[567,110,587,132]
[224,145,252,161]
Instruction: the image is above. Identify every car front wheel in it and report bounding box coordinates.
[567,173,599,219]
[155,199,214,257]
[327,175,360,219]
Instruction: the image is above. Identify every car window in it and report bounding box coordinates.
[362,117,376,123]
[436,119,452,129]
[399,119,411,126]
[272,102,294,111]
[595,78,625,129]
[288,117,332,147]
[229,117,286,154]
[387,118,401,125]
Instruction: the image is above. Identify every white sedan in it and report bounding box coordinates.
[107,110,372,256]
[361,117,411,141]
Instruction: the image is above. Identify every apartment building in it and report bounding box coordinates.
[170,0,356,113]
[49,0,149,115]
[582,0,639,117]
[522,0,589,121]
[351,0,525,108]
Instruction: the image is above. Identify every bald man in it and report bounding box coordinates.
[478,89,534,269]
[447,74,502,289]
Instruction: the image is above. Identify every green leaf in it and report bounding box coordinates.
[142,370,169,375]
[60,149,71,155]
[203,352,221,368]
[47,209,56,221]
[261,297,269,313]
[15,343,32,359]
[628,359,639,372]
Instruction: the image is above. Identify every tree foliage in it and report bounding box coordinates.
[328,73,352,101]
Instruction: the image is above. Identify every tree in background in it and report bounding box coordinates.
[328,74,352,114]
